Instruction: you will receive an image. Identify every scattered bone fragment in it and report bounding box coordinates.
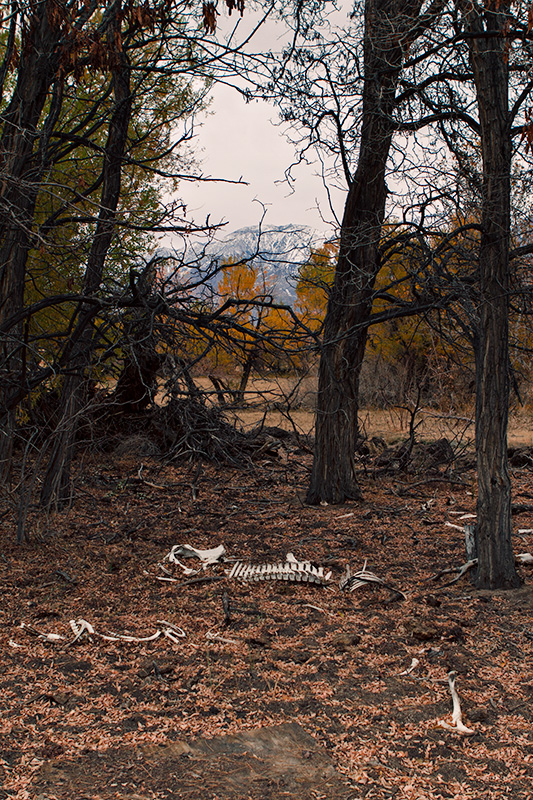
[20,622,65,643]
[206,629,238,644]
[22,618,187,647]
[303,603,335,616]
[444,521,465,532]
[170,559,198,577]
[167,543,226,567]
[438,671,474,734]
[157,620,186,641]
[98,630,162,643]
[399,657,420,676]
[69,618,95,644]
[430,559,478,586]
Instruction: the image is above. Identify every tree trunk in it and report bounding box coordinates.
[113,277,163,413]
[235,348,257,405]
[467,2,520,588]
[40,15,132,510]
[0,2,60,483]
[307,0,425,504]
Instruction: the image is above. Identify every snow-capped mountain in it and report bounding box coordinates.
[157,224,329,302]
[207,224,324,301]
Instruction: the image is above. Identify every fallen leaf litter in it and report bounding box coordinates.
[2,454,533,800]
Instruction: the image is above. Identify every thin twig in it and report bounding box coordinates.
[165,575,224,588]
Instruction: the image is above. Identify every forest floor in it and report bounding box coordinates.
[1,440,533,800]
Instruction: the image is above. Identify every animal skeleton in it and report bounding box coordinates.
[339,560,406,599]
[229,552,332,585]
[164,543,226,576]
[20,618,186,647]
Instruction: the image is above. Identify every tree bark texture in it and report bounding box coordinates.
[307,0,426,504]
[467,2,520,588]
[112,269,163,413]
[40,16,132,510]
[0,3,60,483]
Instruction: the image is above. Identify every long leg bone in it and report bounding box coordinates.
[438,671,474,734]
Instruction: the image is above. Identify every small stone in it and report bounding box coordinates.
[49,692,70,706]
[403,617,440,641]
[445,624,465,641]
[333,633,361,651]
[246,632,271,648]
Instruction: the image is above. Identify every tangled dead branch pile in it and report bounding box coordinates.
[153,398,274,465]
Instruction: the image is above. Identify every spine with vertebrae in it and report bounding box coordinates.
[228,555,332,585]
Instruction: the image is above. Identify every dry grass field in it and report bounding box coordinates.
[191,375,533,448]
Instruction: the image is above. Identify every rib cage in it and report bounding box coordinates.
[228,559,332,585]
[339,564,384,592]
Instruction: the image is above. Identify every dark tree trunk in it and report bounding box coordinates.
[235,348,257,405]
[0,3,60,483]
[113,349,163,413]
[467,3,521,588]
[113,276,164,413]
[40,15,132,510]
[307,0,426,504]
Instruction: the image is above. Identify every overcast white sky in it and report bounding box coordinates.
[172,4,351,240]
[182,84,343,235]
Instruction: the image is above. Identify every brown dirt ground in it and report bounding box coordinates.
[1,445,533,800]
